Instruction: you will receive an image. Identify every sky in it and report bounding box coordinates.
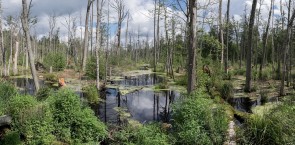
[1,0,290,45]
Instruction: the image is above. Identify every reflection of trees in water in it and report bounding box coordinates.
[159,90,176,123]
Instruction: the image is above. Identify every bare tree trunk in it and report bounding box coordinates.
[219,0,224,66]
[111,0,128,57]
[187,0,197,94]
[21,0,40,91]
[245,0,258,92]
[153,0,157,72]
[0,0,6,76]
[13,32,19,75]
[259,0,273,79]
[82,0,94,72]
[280,6,295,96]
[96,0,102,90]
[225,0,230,74]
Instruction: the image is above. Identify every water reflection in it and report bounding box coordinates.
[99,89,179,124]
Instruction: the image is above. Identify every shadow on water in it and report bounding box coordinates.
[10,78,45,95]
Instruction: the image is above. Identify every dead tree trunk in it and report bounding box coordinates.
[21,0,40,91]
[187,0,197,94]
[280,7,295,96]
[219,0,224,66]
[82,0,94,72]
[245,0,258,92]
[96,0,102,90]
[225,0,230,74]
[259,0,273,79]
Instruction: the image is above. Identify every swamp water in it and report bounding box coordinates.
[11,74,180,124]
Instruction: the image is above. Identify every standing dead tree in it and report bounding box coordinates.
[111,0,128,56]
[82,0,94,72]
[21,0,40,91]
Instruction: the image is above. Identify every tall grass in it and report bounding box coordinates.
[171,91,229,145]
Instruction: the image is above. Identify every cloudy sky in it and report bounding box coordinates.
[1,0,289,44]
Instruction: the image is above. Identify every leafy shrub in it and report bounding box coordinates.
[44,73,58,82]
[36,87,53,101]
[82,85,100,104]
[48,89,107,143]
[171,91,229,145]
[0,81,18,102]
[218,81,234,100]
[8,95,55,145]
[43,52,66,71]
[232,68,246,76]
[259,68,272,81]
[112,123,169,145]
[175,75,187,86]
[85,56,106,80]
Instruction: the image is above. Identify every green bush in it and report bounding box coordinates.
[44,73,58,82]
[85,56,106,80]
[48,89,107,143]
[8,95,55,145]
[43,52,66,71]
[0,81,18,102]
[82,85,100,104]
[175,75,187,86]
[218,81,234,100]
[112,123,169,145]
[0,81,17,115]
[232,68,246,76]
[171,91,229,145]
[36,87,53,101]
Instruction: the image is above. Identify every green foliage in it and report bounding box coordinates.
[172,91,229,145]
[112,123,169,145]
[43,52,66,71]
[36,87,53,101]
[8,95,55,145]
[44,73,58,82]
[232,68,246,76]
[218,81,234,100]
[85,56,106,80]
[238,100,295,144]
[259,67,272,81]
[0,81,17,115]
[48,89,107,143]
[0,131,22,145]
[175,75,187,86]
[71,108,107,143]
[200,35,222,60]
[0,81,18,102]
[82,85,100,104]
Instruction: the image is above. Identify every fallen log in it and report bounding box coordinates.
[0,115,12,127]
